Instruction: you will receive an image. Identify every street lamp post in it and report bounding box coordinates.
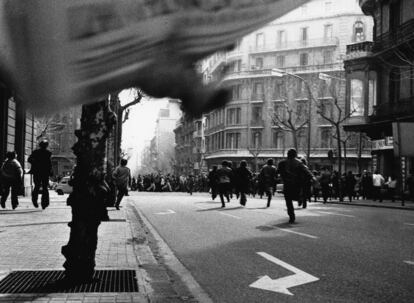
[272,69,316,163]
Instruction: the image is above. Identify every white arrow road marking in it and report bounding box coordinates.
[404,260,414,265]
[250,252,319,295]
[155,209,176,215]
[315,211,355,218]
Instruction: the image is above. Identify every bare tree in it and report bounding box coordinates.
[316,80,356,201]
[247,145,262,173]
[270,99,308,152]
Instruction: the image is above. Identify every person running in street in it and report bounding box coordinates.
[208,165,218,200]
[28,140,52,209]
[217,161,232,207]
[112,159,131,210]
[259,158,277,208]
[235,160,252,206]
[277,149,315,224]
[0,151,23,210]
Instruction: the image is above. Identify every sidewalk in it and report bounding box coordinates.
[317,197,414,210]
[0,192,194,303]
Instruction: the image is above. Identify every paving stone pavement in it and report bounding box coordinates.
[0,191,186,303]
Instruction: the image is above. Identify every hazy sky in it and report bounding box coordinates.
[120,89,170,172]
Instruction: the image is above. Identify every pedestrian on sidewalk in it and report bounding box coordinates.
[372,170,385,202]
[235,160,252,206]
[259,158,277,208]
[28,140,52,209]
[277,149,315,224]
[0,151,23,210]
[360,170,372,199]
[217,161,232,207]
[112,159,131,210]
[298,157,312,208]
[385,175,397,202]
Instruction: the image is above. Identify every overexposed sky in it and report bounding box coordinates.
[120,89,170,172]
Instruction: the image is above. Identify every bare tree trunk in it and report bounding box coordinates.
[62,100,116,282]
[292,129,298,152]
[343,141,347,174]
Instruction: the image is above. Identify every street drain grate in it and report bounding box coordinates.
[0,270,138,293]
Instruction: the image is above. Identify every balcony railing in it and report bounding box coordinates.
[371,97,414,120]
[346,41,374,60]
[249,37,339,54]
[223,63,344,81]
[373,19,414,53]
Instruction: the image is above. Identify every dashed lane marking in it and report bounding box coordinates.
[404,223,414,226]
[276,228,319,239]
[315,211,355,218]
[404,261,414,265]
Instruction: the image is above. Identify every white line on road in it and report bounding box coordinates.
[315,211,355,218]
[276,228,318,239]
[155,209,176,215]
[404,223,414,226]
[219,212,242,219]
[404,260,414,265]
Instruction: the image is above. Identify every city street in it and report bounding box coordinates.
[129,192,414,303]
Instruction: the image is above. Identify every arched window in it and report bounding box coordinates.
[353,21,365,42]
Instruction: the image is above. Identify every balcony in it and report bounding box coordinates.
[371,97,414,121]
[223,63,344,81]
[249,37,339,54]
[373,19,414,53]
[345,41,373,60]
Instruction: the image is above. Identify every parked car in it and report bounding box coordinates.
[55,176,72,195]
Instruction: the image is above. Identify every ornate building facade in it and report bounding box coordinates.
[202,0,373,172]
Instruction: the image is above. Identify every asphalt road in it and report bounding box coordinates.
[129,192,414,303]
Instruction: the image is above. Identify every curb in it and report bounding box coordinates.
[126,201,213,303]
[325,201,414,211]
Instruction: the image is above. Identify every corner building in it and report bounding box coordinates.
[203,0,373,171]
[344,0,414,188]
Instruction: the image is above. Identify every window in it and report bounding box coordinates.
[297,129,307,150]
[300,28,308,45]
[320,127,332,148]
[226,133,240,149]
[324,24,333,40]
[232,84,242,100]
[251,106,263,124]
[252,82,264,100]
[273,131,284,149]
[227,108,241,125]
[296,79,306,98]
[319,101,333,121]
[389,0,401,33]
[277,30,286,47]
[252,131,262,148]
[389,68,400,104]
[368,79,377,115]
[353,21,365,42]
[323,50,333,64]
[350,79,364,116]
[255,57,263,69]
[276,55,285,68]
[325,1,332,13]
[300,53,308,66]
[296,101,307,122]
[273,80,285,99]
[273,103,286,121]
[319,80,329,97]
[256,33,264,48]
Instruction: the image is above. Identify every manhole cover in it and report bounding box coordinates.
[0,270,138,293]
